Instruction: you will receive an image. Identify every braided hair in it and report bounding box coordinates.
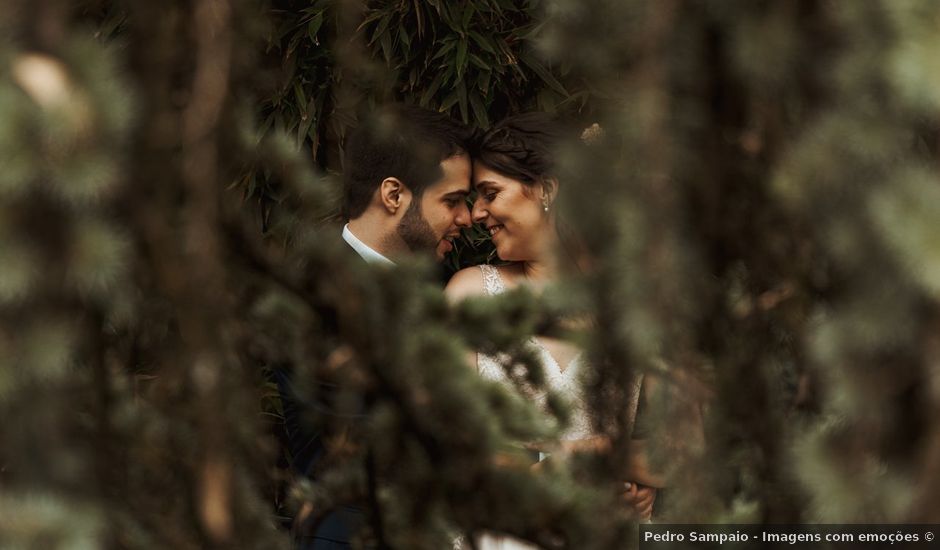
[473,112,567,187]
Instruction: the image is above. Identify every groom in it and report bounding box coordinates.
[340,103,473,265]
[286,104,473,549]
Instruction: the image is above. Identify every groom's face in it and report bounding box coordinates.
[397,153,472,261]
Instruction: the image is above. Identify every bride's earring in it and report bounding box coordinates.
[542,199,550,213]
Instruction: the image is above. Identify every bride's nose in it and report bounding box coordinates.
[471,200,488,223]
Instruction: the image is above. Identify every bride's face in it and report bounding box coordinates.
[471,161,550,262]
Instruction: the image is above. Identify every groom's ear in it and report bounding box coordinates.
[379,177,408,214]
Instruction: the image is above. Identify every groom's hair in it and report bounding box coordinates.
[342,104,471,220]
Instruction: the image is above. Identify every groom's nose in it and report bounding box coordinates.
[454,202,471,228]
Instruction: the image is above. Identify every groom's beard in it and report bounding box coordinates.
[397,199,438,254]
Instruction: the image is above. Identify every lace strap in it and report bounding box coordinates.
[479,264,506,295]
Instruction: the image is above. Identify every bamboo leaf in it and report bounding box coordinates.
[247,171,257,197]
[399,24,411,48]
[456,38,468,79]
[441,64,455,84]
[413,0,424,37]
[461,4,475,30]
[420,71,445,107]
[356,9,385,34]
[307,12,324,43]
[258,114,275,144]
[477,70,492,92]
[370,12,392,46]
[469,91,489,127]
[496,37,519,69]
[308,122,320,163]
[456,81,469,122]
[431,38,457,61]
[469,53,489,70]
[286,29,304,58]
[293,82,307,115]
[515,19,548,41]
[468,30,497,54]
[558,90,591,110]
[440,90,459,111]
[380,27,393,63]
[520,52,568,96]
[487,0,505,17]
[439,1,456,30]
[297,112,314,146]
[96,10,127,40]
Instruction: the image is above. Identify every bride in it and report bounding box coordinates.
[445,114,661,548]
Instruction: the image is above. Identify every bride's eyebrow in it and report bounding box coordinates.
[474,180,497,191]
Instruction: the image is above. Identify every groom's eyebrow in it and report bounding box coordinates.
[443,190,469,198]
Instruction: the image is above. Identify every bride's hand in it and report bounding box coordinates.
[621,482,656,520]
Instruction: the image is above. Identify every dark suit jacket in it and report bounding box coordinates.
[274,368,365,550]
[275,239,369,549]
[277,238,449,548]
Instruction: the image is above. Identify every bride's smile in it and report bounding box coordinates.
[471,161,555,263]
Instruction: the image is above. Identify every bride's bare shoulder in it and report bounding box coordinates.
[493,263,526,283]
[445,263,526,302]
[444,266,486,302]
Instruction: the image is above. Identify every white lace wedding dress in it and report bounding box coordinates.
[477,264,593,442]
[459,265,641,550]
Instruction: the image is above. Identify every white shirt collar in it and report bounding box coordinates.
[342,224,395,266]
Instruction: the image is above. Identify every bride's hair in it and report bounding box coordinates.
[474,113,590,271]
[473,112,567,185]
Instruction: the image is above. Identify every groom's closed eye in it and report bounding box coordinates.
[442,192,468,207]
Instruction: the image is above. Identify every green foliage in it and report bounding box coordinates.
[5,0,940,549]
[357,0,579,123]
[261,0,586,155]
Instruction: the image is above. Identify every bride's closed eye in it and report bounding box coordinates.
[475,186,497,201]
